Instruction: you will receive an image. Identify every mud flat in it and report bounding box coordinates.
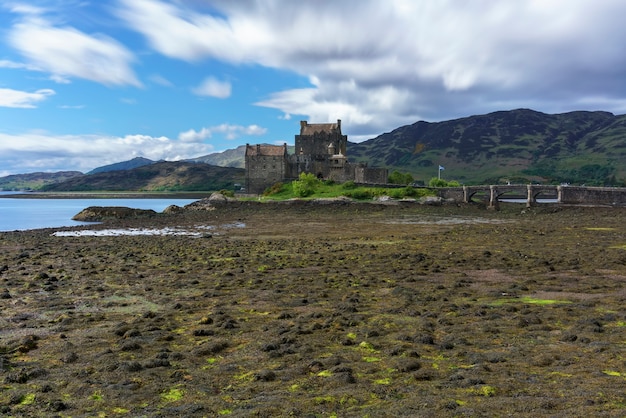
[1,201,625,417]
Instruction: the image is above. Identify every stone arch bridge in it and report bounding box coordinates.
[437,185,626,208]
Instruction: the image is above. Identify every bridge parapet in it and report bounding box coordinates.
[558,185,626,205]
[436,185,626,207]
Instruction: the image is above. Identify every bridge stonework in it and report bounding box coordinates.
[436,185,626,207]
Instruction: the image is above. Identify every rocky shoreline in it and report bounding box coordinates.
[1,201,625,416]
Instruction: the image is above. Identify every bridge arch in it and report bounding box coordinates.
[462,185,559,208]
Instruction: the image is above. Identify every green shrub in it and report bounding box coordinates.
[342,181,357,190]
[263,182,284,196]
[428,178,460,187]
[292,173,319,198]
[343,189,375,200]
[402,186,418,197]
[219,189,235,197]
[388,170,415,185]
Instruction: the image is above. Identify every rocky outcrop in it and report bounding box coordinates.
[72,206,157,222]
[183,192,234,211]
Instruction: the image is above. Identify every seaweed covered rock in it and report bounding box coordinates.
[72,206,157,222]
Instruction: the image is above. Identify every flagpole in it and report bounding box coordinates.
[438,166,441,180]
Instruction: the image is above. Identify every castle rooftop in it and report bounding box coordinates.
[300,120,341,136]
[245,144,286,157]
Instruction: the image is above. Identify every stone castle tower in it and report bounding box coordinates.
[245,120,387,194]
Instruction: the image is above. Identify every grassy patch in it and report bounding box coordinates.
[19,393,36,405]
[489,296,572,306]
[468,385,497,397]
[161,387,184,402]
[258,178,436,201]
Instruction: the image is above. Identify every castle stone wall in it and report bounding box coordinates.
[355,166,388,184]
[246,155,285,194]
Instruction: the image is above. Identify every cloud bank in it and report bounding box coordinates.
[7,8,140,86]
[117,0,626,136]
[0,122,265,176]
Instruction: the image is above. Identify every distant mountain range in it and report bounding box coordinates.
[0,171,83,191]
[187,145,247,168]
[87,157,155,174]
[41,161,244,192]
[1,109,624,191]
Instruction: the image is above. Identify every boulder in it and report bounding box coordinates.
[163,204,183,214]
[72,206,157,222]
[419,196,443,205]
[208,192,228,202]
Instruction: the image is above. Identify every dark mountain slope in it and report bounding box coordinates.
[348,109,624,185]
[42,161,244,192]
[87,157,155,174]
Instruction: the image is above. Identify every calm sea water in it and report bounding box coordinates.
[0,193,197,231]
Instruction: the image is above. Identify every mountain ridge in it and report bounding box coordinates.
[87,157,155,174]
[348,109,625,185]
[41,161,244,192]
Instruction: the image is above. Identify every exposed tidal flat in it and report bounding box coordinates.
[1,200,625,417]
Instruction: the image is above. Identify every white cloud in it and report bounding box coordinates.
[149,74,173,87]
[7,12,141,87]
[0,131,215,174]
[192,77,231,98]
[0,59,40,71]
[0,87,55,108]
[178,127,211,143]
[4,2,46,15]
[178,124,267,142]
[118,0,626,138]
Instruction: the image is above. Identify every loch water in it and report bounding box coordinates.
[0,193,196,231]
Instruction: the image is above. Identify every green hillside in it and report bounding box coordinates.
[348,109,626,185]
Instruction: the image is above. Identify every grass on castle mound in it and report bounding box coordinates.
[0,202,625,417]
[255,179,436,201]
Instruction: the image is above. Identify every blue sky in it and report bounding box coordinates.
[2,0,626,175]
